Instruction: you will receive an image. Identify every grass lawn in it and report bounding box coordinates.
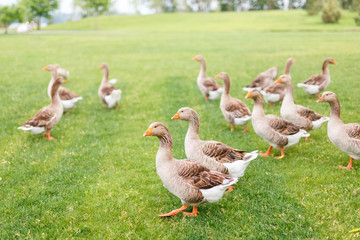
[1,10,360,239]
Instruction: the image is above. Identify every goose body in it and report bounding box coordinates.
[144,122,238,217]
[277,75,329,132]
[317,92,360,169]
[172,107,258,178]
[216,72,251,132]
[297,58,336,98]
[18,76,65,140]
[192,55,223,101]
[98,63,122,109]
[261,58,295,105]
[246,90,309,158]
[46,64,82,112]
[243,66,278,92]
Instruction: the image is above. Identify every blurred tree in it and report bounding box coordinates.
[21,0,58,30]
[322,0,341,23]
[249,0,280,9]
[151,0,177,12]
[75,0,111,29]
[351,0,360,10]
[305,0,322,14]
[340,0,352,8]
[355,12,360,25]
[0,5,24,34]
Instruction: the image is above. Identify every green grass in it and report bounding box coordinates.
[1,10,360,239]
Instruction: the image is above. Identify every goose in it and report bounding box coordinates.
[18,77,65,140]
[216,72,251,132]
[192,55,223,101]
[45,64,82,114]
[242,66,278,92]
[143,122,238,217]
[261,58,296,106]
[276,75,329,138]
[171,107,258,183]
[297,58,336,99]
[245,90,310,158]
[98,63,122,109]
[317,92,360,169]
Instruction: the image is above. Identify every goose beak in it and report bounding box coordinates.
[43,66,48,71]
[215,74,221,79]
[98,65,102,69]
[275,77,282,83]
[333,60,336,65]
[63,79,67,84]
[293,59,296,63]
[143,127,153,136]
[317,96,325,103]
[192,56,198,61]
[171,112,180,120]
[245,92,252,98]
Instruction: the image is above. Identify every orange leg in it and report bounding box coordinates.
[66,111,70,115]
[269,104,273,107]
[183,206,199,217]
[225,186,235,193]
[305,137,310,141]
[339,157,353,170]
[44,131,55,141]
[159,205,188,217]
[317,92,321,99]
[260,146,272,157]
[116,104,119,110]
[106,104,109,109]
[231,124,234,132]
[205,96,208,101]
[275,147,285,159]
[243,125,248,133]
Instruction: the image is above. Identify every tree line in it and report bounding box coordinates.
[1,0,360,33]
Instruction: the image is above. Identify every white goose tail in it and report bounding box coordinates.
[208,87,224,100]
[109,79,117,85]
[234,115,252,126]
[105,89,122,109]
[312,117,329,130]
[200,177,238,203]
[18,125,45,135]
[223,151,258,178]
[297,83,320,95]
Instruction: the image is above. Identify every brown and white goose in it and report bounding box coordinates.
[243,66,278,91]
[317,92,360,169]
[18,77,65,140]
[297,58,336,98]
[45,64,82,114]
[171,107,258,180]
[216,72,251,132]
[143,122,237,217]
[261,58,296,106]
[276,75,329,136]
[192,55,223,101]
[245,90,310,158]
[98,63,122,109]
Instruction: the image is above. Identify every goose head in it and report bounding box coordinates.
[143,122,169,137]
[99,63,109,70]
[171,107,198,121]
[275,74,291,86]
[325,58,336,65]
[317,91,337,103]
[245,89,262,101]
[192,55,204,62]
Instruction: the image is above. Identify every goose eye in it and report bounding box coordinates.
[154,126,157,128]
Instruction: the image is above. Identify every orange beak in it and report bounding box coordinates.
[143,127,153,136]
[171,112,180,120]
[192,56,198,61]
[43,66,48,71]
[245,92,252,98]
[215,74,221,79]
[98,65,102,69]
[333,60,336,65]
[63,79,67,84]
[293,59,296,63]
[275,77,282,83]
[316,96,325,103]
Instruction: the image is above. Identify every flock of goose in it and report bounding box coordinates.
[17,56,360,217]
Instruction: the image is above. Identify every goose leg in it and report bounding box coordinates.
[260,146,272,157]
[159,205,188,217]
[106,104,109,109]
[66,111,70,115]
[225,186,235,193]
[305,137,310,141]
[183,206,199,217]
[116,104,119,110]
[275,147,285,159]
[317,93,321,99]
[243,125,248,133]
[205,96,208,101]
[339,157,353,170]
[269,104,273,107]
[45,131,55,141]
[231,124,234,132]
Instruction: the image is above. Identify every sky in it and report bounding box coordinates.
[0,0,139,14]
